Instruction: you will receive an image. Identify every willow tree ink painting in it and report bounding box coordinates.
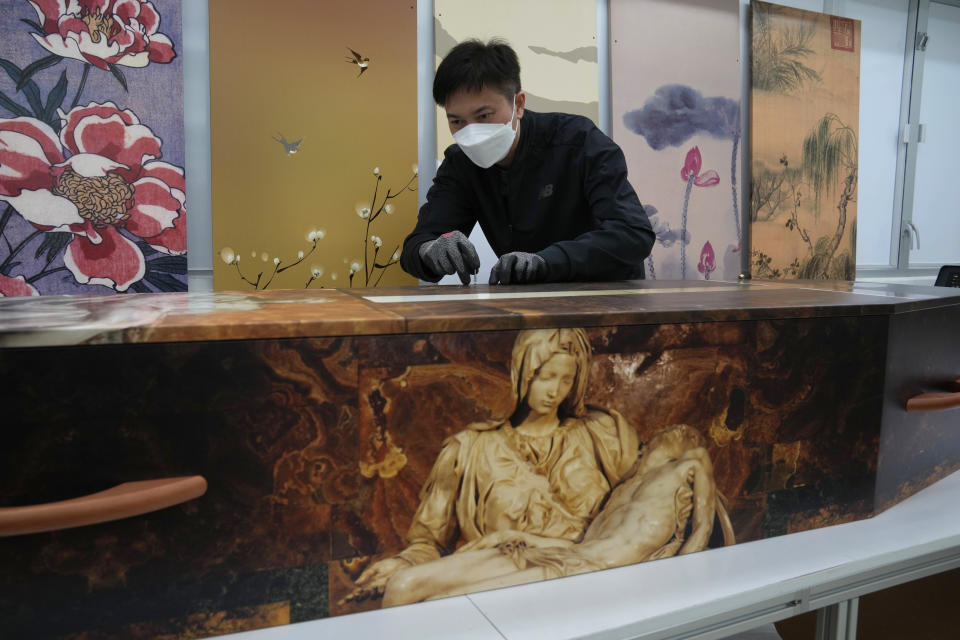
[209,0,417,291]
[434,0,598,159]
[749,2,860,280]
[611,0,741,282]
[0,0,186,297]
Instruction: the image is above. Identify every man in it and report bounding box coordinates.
[400,39,655,285]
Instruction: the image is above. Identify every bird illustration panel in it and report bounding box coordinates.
[0,0,186,296]
[749,2,860,280]
[209,0,418,291]
[611,0,742,282]
[434,0,599,160]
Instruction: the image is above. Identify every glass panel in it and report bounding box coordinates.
[909,1,960,266]
[846,0,910,266]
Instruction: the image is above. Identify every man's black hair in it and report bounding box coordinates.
[433,38,521,106]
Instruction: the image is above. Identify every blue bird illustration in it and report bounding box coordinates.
[272,133,303,155]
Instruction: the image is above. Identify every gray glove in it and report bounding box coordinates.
[418,230,480,284]
[489,252,547,285]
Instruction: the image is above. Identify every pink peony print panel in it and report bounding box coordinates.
[0,0,186,296]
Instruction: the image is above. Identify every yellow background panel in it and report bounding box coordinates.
[209,0,418,290]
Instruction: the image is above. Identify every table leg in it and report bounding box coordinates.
[815,598,859,640]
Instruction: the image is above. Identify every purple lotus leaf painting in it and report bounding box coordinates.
[0,0,186,297]
[611,0,741,281]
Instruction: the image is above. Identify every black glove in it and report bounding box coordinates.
[418,230,480,284]
[489,252,547,285]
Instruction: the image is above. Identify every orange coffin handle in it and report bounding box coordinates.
[905,378,960,412]
[0,476,207,537]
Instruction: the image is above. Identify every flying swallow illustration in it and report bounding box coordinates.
[345,47,370,77]
[272,134,303,155]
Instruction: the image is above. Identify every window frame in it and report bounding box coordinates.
[860,0,960,278]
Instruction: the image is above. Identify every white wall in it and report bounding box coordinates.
[845,0,911,267]
[910,1,960,266]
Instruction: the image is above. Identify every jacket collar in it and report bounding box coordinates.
[502,109,539,171]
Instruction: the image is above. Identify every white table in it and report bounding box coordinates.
[217,470,960,640]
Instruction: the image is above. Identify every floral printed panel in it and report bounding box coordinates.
[611,0,742,282]
[0,0,186,297]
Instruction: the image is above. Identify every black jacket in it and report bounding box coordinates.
[400,110,655,283]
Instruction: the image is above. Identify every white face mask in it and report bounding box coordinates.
[453,100,518,169]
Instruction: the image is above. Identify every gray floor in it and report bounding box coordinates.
[725,624,782,639]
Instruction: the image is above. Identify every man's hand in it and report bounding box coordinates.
[489,252,547,285]
[418,231,480,284]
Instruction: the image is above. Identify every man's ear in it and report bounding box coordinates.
[516,91,526,119]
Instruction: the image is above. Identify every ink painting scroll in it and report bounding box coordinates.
[749,1,860,280]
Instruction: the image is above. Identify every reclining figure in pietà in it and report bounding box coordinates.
[343,328,734,606]
[382,423,735,605]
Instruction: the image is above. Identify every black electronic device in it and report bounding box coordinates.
[934,265,960,287]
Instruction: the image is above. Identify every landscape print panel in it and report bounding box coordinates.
[750,1,861,280]
[434,0,599,159]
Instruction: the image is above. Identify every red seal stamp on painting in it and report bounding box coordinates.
[830,16,855,52]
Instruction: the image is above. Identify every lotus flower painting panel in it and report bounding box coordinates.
[612,0,742,282]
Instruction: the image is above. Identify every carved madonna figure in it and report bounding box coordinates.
[346,328,733,605]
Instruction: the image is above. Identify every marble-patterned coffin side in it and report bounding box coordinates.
[335,317,886,615]
[0,314,903,636]
[1,281,958,348]
[875,304,960,510]
[0,289,404,347]
[359,282,956,333]
[0,337,359,638]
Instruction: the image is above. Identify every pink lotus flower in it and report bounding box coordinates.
[29,0,175,70]
[678,147,719,279]
[0,273,40,297]
[697,241,716,280]
[680,146,720,187]
[0,102,186,291]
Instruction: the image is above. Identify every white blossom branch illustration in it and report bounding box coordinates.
[220,230,326,290]
[352,166,417,287]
